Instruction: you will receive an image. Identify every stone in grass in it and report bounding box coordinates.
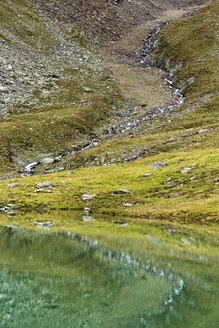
[214,178,219,182]
[82,194,96,202]
[123,203,132,207]
[115,189,130,194]
[37,182,54,189]
[148,162,166,169]
[6,183,19,188]
[168,192,184,198]
[181,167,191,174]
[143,173,153,177]
[34,189,44,193]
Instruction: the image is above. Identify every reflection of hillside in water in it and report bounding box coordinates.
[0,227,218,327]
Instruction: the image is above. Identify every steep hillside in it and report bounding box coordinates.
[0,0,123,175]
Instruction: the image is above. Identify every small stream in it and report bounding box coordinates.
[20,13,193,177]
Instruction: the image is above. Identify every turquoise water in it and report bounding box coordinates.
[0,225,218,327]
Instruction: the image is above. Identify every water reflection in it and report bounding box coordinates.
[0,226,218,327]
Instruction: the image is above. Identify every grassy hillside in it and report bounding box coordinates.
[0,0,218,225]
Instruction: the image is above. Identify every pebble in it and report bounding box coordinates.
[123,203,132,207]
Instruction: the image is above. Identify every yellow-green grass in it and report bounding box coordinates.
[0,146,218,224]
[108,63,171,107]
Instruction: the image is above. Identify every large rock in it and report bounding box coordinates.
[41,158,55,165]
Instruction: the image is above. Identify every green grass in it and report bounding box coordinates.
[149,0,219,106]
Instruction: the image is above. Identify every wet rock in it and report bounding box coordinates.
[6,183,19,188]
[82,194,95,201]
[37,182,54,189]
[148,162,166,169]
[115,189,130,194]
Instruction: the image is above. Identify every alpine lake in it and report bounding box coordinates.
[0,212,218,328]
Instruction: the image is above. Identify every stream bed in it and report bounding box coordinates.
[0,223,218,327]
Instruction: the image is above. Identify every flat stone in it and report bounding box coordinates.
[148,162,166,169]
[143,173,153,177]
[37,182,53,189]
[115,189,130,194]
[34,189,44,193]
[181,167,191,174]
[168,192,184,198]
[82,194,95,202]
[6,183,19,188]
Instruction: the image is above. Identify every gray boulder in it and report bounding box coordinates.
[37,182,54,189]
[148,162,166,169]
